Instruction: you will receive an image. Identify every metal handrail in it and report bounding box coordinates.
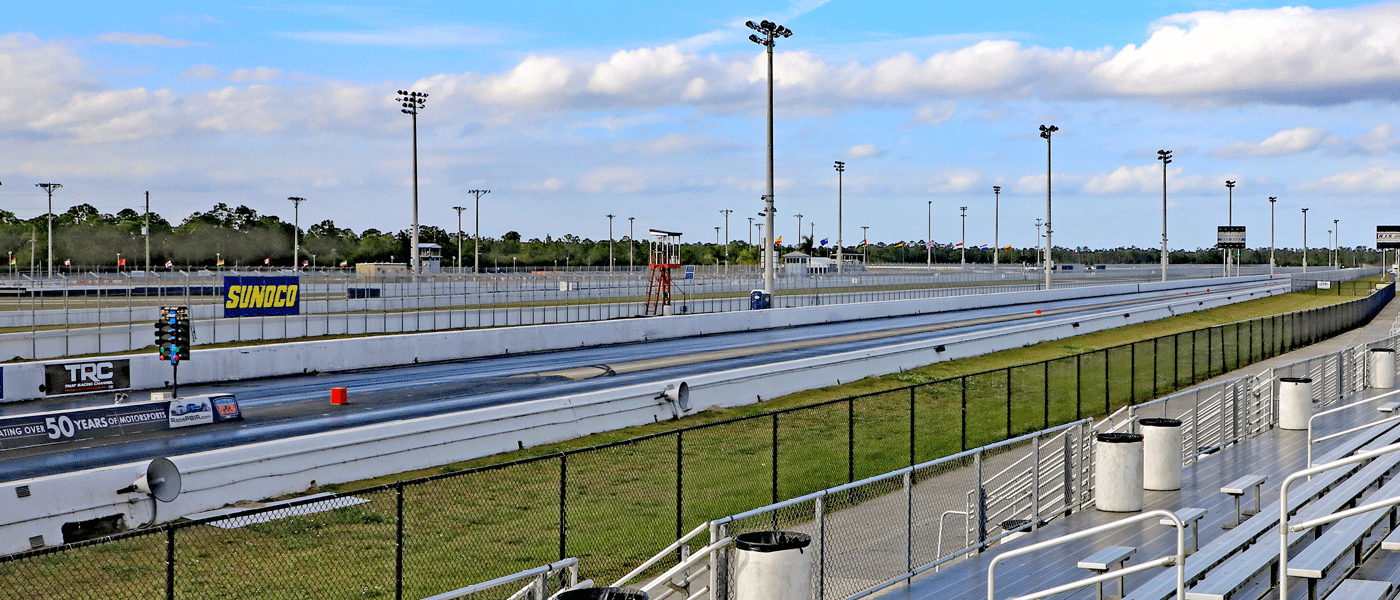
[422,557,579,600]
[610,521,710,588]
[1279,440,1400,600]
[1305,388,1400,466]
[987,509,1185,600]
[639,537,732,598]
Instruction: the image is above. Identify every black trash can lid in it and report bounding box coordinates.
[734,531,812,552]
[1280,377,1314,383]
[1371,348,1397,353]
[1096,432,1143,443]
[1139,417,1182,428]
[557,587,648,600]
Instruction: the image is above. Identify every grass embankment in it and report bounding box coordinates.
[1,280,1383,600]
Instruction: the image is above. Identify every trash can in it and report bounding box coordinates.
[1279,377,1314,430]
[1139,418,1182,491]
[1095,432,1144,512]
[749,290,771,310]
[1371,349,1396,389]
[733,531,811,600]
[557,588,648,600]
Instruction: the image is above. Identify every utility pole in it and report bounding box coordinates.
[608,214,616,272]
[861,226,869,264]
[927,200,932,267]
[36,183,61,278]
[287,197,307,270]
[1225,180,1235,277]
[1269,197,1277,272]
[628,217,635,270]
[993,186,1001,268]
[1158,151,1173,282]
[1302,207,1309,273]
[833,161,845,273]
[719,209,732,265]
[467,189,490,274]
[452,206,466,272]
[144,191,150,272]
[1039,125,1058,288]
[959,206,968,264]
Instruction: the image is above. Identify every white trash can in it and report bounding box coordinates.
[1279,377,1314,430]
[734,531,812,600]
[1371,349,1396,389]
[1095,432,1144,512]
[1140,418,1183,491]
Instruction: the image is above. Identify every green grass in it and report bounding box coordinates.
[0,279,1386,600]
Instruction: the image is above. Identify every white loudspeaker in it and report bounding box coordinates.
[119,457,182,502]
[662,382,690,412]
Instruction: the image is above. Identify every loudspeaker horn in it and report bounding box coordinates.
[118,457,182,502]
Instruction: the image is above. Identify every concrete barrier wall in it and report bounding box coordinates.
[1,275,1277,402]
[0,278,1286,554]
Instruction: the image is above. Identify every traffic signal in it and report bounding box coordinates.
[172,320,190,361]
[156,306,192,362]
[154,320,172,359]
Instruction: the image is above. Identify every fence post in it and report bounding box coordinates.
[847,399,855,483]
[558,455,567,561]
[166,526,175,600]
[1006,369,1013,439]
[816,496,826,600]
[961,376,968,451]
[975,451,987,549]
[396,482,405,600]
[1031,432,1042,530]
[1043,361,1050,430]
[1063,431,1074,517]
[909,387,916,466]
[904,470,913,574]
[772,413,780,503]
[1153,337,1159,398]
[1076,354,1082,420]
[676,431,684,542]
[1104,349,1111,415]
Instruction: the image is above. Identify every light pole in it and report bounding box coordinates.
[834,161,845,273]
[714,226,720,246]
[719,209,732,264]
[1035,218,1043,266]
[1158,150,1172,282]
[794,213,803,249]
[116,253,121,274]
[747,217,754,246]
[608,214,616,272]
[452,206,466,273]
[1039,125,1058,288]
[467,189,489,274]
[959,206,968,264]
[1328,229,1334,268]
[628,217,635,270]
[287,196,306,270]
[1269,197,1277,271]
[36,183,61,278]
[1302,208,1309,273]
[396,90,428,273]
[747,18,792,298]
[1225,180,1235,276]
[926,200,932,267]
[1334,218,1340,267]
[861,226,869,264]
[143,191,150,273]
[993,186,1002,269]
[809,222,814,252]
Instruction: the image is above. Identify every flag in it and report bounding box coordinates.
[979,244,990,250]
[263,258,271,265]
[820,238,828,246]
[64,258,70,266]
[955,242,964,247]
[7,258,13,265]
[164,261,173,268]
[217,259,225,266]
[339,260,348,267]
[892,241,905,248]
[926,242,935,249]
[776,236,783,244]
[302,260,309,266]
[118,258,126,266]
[1003,245,1014,250]
[860,239,868,247]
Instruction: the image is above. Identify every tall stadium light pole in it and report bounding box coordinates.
[1327,229,1333,268]
[1039,125,1058,288]
[144,191,150,272]
[719,209,733,264]
[794,213,803,248]
[1302,208,1309,273]
[833,161,845,272]
[747,217,754,245]
[959,206,968,265]
[467,189,489,274]
[1269,197,1277,271]
[452,206,466,272]
[287,197,306,270]
[927,200,933,267]
[396,89,428,274]
[607,214,616,272]
[1035,218,1043,266]
[1225,180,1236,277]
[748,18,792,297]
[993,186,1002,268]
[1158,151,1172,282]
[36,183,61,278]
[628,217,635,270]
[1334,219,1340,267]
[861,225,869,264]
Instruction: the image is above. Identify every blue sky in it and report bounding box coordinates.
[3,1,1399,253]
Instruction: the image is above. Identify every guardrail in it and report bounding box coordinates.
[422,557,581,600]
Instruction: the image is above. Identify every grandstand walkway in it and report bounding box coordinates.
[881,298,1400,600]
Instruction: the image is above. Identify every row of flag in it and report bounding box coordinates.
[21,258,355,267]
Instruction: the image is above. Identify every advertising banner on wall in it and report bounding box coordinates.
[43,359,131,396]
[224,276,301,318]
[0,401,168,450]
[1377,226,1400,249]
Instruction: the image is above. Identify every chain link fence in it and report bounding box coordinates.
[0,284,1390,599]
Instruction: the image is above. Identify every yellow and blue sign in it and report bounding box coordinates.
[223,276,300,317]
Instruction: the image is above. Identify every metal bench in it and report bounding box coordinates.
[1329,579,1392,600]
[1378,401,1400,414]
[1183,434,1400,600]
[1287,474,1400,600]
[1380,524,1400,551]
[1126,421,1400,600]
[1220,474,1267,528]
[1079,546,1136,600]
[1160,508,1208,553]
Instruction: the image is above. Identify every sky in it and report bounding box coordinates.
[3,0,1400,252]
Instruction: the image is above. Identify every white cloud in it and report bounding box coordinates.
[846,144,881,158]
[95,33,199,48]
[278,25,505,47]
[229,67,284,82]
[1300,167,1400,193]
[579,166,646,193]
[542,177,563,191]
[908,101,955,127]
[1212,127,1338,158]
[1083,165,1172,194]
[1353,124,1397,154]
[179,64,220,79]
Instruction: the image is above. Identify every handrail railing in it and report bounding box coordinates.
[1278,441,1400,600]
[422,557,579,600]
[1306,388,1400,466]
[987,509,1185,600]
[610,521,711,589]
